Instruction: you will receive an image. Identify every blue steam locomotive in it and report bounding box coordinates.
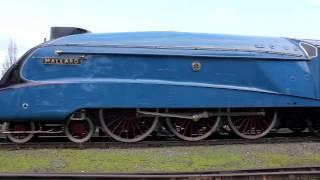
[0,27,319,143]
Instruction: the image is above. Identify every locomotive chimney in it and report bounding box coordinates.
[50,27,90,40]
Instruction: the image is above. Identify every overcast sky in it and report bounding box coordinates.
[0,0,320,62]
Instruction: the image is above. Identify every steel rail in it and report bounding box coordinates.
[0,136,319,150]
[0,167,319,179]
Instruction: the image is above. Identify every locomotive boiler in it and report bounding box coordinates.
[0,27,319,143]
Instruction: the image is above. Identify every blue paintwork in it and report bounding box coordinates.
[0,32,319,121]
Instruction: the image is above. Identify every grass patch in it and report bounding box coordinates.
[257,152,320,168]
[0,143,319,173]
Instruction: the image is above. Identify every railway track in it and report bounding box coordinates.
[1,134,319,150]
[0,167,319,179]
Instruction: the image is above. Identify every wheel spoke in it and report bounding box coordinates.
[240,119,250,133]
[106,119,119,127]
[228,109,276,139]
[179,119,188,133]
[259,117,270,129]
[99,109,158,142]
[112,120,124,134]
[183,120,192,136]
[166,110,221,141]
[133,118,143,135]
[189,121,194,137]
[237,118,247,131]
[256,117,266,131]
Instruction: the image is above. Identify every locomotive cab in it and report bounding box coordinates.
[299,41,318,59]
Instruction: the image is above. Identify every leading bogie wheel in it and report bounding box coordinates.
[3,122,36,143]
[99,109,159,143]
[227,109,277,139]
[65,117,94,143]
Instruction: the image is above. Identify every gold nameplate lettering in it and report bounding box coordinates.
[42,57,84,65]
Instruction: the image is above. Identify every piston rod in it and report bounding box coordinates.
[137,111,266,121]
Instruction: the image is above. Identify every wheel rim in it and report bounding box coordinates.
[5,122,35,143]
[166,109,221,141]
[65,117,94,143]
[99,109,158,142]
[227,109,277,139]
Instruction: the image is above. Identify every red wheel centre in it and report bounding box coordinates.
[14,124,26,131]
[70,121,88,137]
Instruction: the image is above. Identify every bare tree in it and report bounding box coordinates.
[1,40,18,76]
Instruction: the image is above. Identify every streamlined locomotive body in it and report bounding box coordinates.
[0,27,319,143]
